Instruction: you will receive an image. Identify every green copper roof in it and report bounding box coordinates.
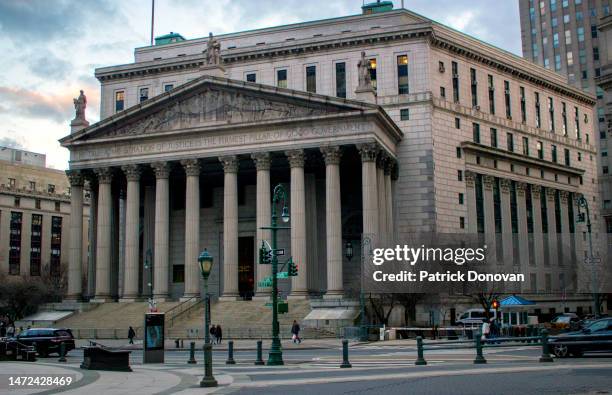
[362,1,394,14]
[155,32,186,46]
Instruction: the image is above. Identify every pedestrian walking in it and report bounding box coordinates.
[210,324,217,344]
[128,326,136,344]
[6,325,15,338]
[291,320,302,344]
[216,325,222,344]
[481,320,491,341]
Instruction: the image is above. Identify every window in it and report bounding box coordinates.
[564,148,571,166]
[507,132,514,152]
[335,62,346,98]
[488,74,495,114]
[537,141,544,159]
[470,68,478,107]
[579,49,587,65]
[397,55,409,94]
[578,27,585,42]
[163,84,174,92]
[55,201,60,212]
[522,137,529,156]
[562,102,568,136]
[48,184,55,193]
[548,97,555,132]
[535,93,541,128]
[305,65,316,93]
[35,199,41,209]
[563,0,568,7]
[553,33,559,48]
[552,17,558,27]
[565,29,572,45]
[30,214,42,276]
[9,211,22,275]
[551,0,557,11]
[603,149,608,157]
[566,51,573,66]
[50,216,62,277]
[246,73,256,83]
[491,128,498,148]
[504,80,511,119]
[452,61,459,103]
[277,69,288,88]
[456,147,462,158]
[563,14,570,23]
[459,217,465,229]
[400,108,410,120]
[555,54,561,71]
[551,144,558,162]
[575,107,581,139]
[544,58,550,69]
[369,58,377,91]
[576,11,583,21]
[29,181,35,191]
[455,117,461,129]
[459,193,464,204]
[115,91,125,112]
[14,197,20,207]
[139,87,149,103]
[440,86,446,98]
[604,166,610,174]
[458,170,463,181]
[578,152,582,161]
[520,86,527,123]
[473,123,481,143]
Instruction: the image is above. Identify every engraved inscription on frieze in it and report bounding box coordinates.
[104,88,339,138]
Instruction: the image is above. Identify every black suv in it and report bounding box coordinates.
[549,318,612,357]
[12,328,75,357]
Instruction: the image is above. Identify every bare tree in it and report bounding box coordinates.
[368,293,397,326]
[395,293,425,326]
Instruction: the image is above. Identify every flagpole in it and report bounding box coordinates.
[150,0,155,46]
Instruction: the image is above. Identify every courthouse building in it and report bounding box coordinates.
[60,3,606,315]
[0,147,89,284]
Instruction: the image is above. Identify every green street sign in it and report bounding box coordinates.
[276,272,288,279]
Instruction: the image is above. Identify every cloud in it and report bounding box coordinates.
[0,135,26,150]
[0,86,73,123]
[24,50,73,79]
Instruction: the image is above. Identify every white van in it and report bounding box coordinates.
[456,309,498,326]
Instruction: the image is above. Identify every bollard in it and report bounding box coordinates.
[58,342,67,363]
[254,340,265,366]
[473,332,487,364]
[539,329,554,362]
[415,336,427,365]
[226,340,236,365]
[340,339,352,368]
[187,342,197,364]
[181,339,184,348]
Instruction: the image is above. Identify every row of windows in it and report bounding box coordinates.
[8,211,63,276]
[6,179,56,193]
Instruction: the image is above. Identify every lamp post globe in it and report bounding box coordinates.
[198,248,213,279]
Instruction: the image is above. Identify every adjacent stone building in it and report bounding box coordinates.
[0,147,90,291]
[60,4,607,317]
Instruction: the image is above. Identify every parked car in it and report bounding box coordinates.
[549,318,612,358]
[11,328,75,357]
[456,309,498,326]
[550,313,581,330]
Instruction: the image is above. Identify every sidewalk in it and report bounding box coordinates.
[76,338,343,351]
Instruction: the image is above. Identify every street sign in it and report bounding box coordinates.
[276,272,288,279]
[274,249,285,256]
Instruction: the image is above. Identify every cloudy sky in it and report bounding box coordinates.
[0,0,521,170]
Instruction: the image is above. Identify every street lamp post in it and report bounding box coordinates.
[266,184,290,366]
[198,249,217,388]
[575,195,599,316]
[346,238,371,342]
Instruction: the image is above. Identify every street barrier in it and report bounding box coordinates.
[187,342,196,364]
[58,342,67,363]
[226,340,236,364]
[340,339,352,368]
[254,340,265,365]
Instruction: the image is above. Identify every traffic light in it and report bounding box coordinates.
[577,213,586,223]
[258,242,271,264]
[288,258,298,276]
[492,300,499,310]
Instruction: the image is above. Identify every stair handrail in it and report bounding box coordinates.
[165,296,202,328]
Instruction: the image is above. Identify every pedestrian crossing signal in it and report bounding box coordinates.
[288,258,298,276]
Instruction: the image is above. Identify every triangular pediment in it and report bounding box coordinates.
[62,76,378,145]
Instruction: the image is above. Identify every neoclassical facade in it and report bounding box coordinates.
[61,5,607,313]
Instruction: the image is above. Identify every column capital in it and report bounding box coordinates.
[94,167,113,184]
[151,162,171,179]
[516,181,528,196]
[531,184,542,199]
[357,143,379,162]
[121,164,142,181]
[545,187,556,201]
[251,152,271,171]
[220,155,239,173]
[376,152,388,170]
[465,170,476,187]
[320,146,342,166]
[500,178,511,194]
[66,170,84,187]
[285,149,305,168]
[181,159,201,176]
[483,175,495,191]
[559,190,570,203]
[384,157,395,175]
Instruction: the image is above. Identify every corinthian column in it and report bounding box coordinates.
[152,162,170,301]
[321,146,343,298]
[482,175,497,263]
[546,188,558,268]
[220,156,240,300]
[93,168,113,302]
[465,171,478,233]
[499,178,513,266]
[516,182,530,269]
[252,152,272,299]
[559,190,571,267]
[384,159,394,235]
[359,143,379,238]
[65,170,84,301]
[181,159,201,299]
[531,185,545,267]
[120,165,141,301]
[377,154,387,241]
[286,149,308,298]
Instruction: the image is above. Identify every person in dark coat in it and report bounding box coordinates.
[128,326,136,344]
[216,325,222,344]
[209,325,217,344]
[291,320,301,344]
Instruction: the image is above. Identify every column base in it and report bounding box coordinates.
[219,294,241,301]
[287,292,310,300]
[323,292,344,300]
[63,295,81,303]
[90,297,111,303]
[118,297,140,303]
[180,295,201,302]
